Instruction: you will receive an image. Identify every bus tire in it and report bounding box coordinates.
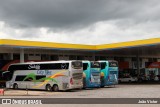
[13,83,18,89]
[101,86,104,88]
[46,84,52,91]
[82,87,86,89]
[52,84,59,92]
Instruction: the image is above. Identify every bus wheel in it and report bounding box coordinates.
[52,85,59,92]
[13,83,18,89]
[46,84,52,91]
[101,86,104,88]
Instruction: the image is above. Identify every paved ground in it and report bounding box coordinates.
[1,84,160,98]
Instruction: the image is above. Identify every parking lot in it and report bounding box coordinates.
[1,84,160,98]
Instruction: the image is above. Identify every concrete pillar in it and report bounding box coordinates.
[142,58,148,68]
[136,54,140,76]
[10,53,13,60]
[76,55,77,60]
[20,48,24,63]
[93,52,96,61]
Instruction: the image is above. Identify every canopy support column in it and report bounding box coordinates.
[20,48,24,63]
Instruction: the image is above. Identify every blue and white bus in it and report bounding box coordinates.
[82,61,101,88]
[98,60,118,87]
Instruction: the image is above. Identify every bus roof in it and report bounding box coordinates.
[98,60,118,62]
[82,60,99,63]
[9,60,81,65]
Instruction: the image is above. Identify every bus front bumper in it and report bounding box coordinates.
[106,81,118,86]
[69,83,83,89]
[86,82,101,88]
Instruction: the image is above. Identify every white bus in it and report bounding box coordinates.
[6,60,83,91]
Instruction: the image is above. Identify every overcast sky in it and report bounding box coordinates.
[0,0,160,45]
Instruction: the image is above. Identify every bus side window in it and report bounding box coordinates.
[101,62,106,69]
[83,63,88,70]
[36,76,46,82]
[25,77,33,81]
[15,76,26,81]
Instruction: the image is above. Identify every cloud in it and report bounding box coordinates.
[0,0,107,29]
[0,0,160,44]
[1,0,160,29]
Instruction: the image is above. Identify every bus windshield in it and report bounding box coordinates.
[109,62,118,67]
[91,62,100,68]
[72,61,82,69]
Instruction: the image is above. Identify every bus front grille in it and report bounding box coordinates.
[72,73,83,79]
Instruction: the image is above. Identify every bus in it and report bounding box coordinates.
[82,61,101,88]
[98,60,118,87]
[6,60,83,91]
